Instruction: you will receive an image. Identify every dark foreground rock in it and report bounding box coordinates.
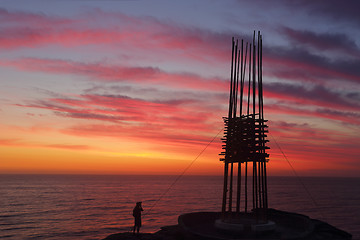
[103,209,352,240]
[103,225,183,240]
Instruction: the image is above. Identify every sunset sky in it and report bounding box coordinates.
[0,0,359,176]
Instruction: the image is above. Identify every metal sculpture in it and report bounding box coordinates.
[220,31,269,222]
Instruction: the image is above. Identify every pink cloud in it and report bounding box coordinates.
[266,103,360,126]
[6,56,358,128]
[1,7,359,88]
[4,57,358,117]
[1,58,228,91]
[0,8,230,64]
[15,93,219,134]
[14,91,359,161]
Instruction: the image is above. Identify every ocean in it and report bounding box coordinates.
[0,175,359,240]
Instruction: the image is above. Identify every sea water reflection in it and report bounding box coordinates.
[0,175,358,239]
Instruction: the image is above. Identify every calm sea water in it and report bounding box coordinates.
[0,175,359,240]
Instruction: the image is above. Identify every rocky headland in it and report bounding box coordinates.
[103,209,352,240]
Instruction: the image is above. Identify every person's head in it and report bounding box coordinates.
[136,201,142,207]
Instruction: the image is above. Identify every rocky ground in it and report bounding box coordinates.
[103,223,351,240]
[103,225,183,240]
[103,209,352,240]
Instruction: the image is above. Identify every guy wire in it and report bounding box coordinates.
[143,128,223,218]
[269,132,324,218]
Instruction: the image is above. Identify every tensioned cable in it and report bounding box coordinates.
[143,128,224,218]
[143,129,323,218]
[269,132,324,218]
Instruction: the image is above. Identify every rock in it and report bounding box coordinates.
[103,210,352,240]
[103,232,158,240]
[102,225,185,240]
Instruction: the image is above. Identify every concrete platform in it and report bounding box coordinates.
[214,213,276,234]
[178,209,352,240]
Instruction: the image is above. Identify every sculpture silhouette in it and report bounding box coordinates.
[220,32,269,223]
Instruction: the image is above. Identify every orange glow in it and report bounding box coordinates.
[0,145,219,175]
[0,7,358,177]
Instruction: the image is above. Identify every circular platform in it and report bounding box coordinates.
[214,218,276,233]
[178,209,315,239]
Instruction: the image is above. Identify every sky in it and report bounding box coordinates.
[0,0,359,176]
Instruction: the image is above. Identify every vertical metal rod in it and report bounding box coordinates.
[228,38,234,120]
[260,35,268,210]
[239,40,244,116]
[240,41,250,212]
[257,33,263,210]
[252,32,256,120]
[260,36,263,118]
[252,162,255,211]
[247,44,251,116]
[264,162,268,209]
[257,31,262,210]
[236,40,243,213]
[229,39,237,213]
[252,31,258,218]
[258,161,262,209]
[257,31,261,118]
[222,38,235,216]
[222,162,229,216]
[258,32,266,213]
[245,161,248,213]
[240,42,248,117]
[236,163,241,212]
[261,161,265,210]
[233,40,238,118]
[229,161,234,212]
[254,159,258,211]
[235,43,240,118]
[236,50,240,115]
[231,39,239,212]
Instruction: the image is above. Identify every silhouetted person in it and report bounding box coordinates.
[132,201,143,234]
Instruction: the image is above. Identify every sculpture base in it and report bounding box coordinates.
[178,209,352,239]
[214,218,276,233]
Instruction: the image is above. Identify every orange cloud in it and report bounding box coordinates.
[0,138,91,151]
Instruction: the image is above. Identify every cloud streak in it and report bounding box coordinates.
[264,82,360,111]
[0,7,230,64]
[1,58,228,91]
[15,93,219,134]
[0,138,91,150]
[294,0,360,27]
[6,56,359,127]
[281,27,360,58]
[265,45,360,84]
